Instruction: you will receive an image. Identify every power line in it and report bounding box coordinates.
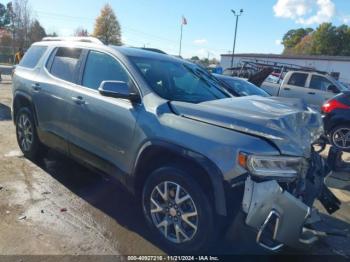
[36,10,176,42]
[34,10,228,56]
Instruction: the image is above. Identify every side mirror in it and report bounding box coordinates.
[98,81,140,103]
[328,85,340,94]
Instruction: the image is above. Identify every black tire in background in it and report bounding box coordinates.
[142,165,217,254]
[330,124,350,152]
[16,107,46,160]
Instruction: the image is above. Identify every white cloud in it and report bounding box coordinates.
[193,39,208,45]
[275,39,282,45]
[195,48,207,57]
[273,0,336,25]
[274,0,311,19]
[343,15,350,24]
[59,28,73,37]
[122,36,128,43]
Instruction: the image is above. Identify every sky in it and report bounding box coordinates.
[4,0,350,58]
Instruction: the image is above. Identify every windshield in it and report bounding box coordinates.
[220,77,270,97]
[129,56,230,103]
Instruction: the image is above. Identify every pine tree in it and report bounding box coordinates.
[93,4,121,45]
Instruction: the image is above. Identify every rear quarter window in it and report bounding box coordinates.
[19,46,47,69]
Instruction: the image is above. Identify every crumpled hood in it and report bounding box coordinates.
[170,96,324,157]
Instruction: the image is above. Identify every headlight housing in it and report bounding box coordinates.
[238,152,308,179]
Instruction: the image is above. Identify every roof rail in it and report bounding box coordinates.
[42,36,104,45]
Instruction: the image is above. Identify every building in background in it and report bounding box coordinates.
[221,53,350,84]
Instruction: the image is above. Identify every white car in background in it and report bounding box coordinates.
[261,71,348,109]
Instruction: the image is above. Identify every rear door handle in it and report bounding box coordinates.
[308,92,316,95]
[71,96,86,105]
[284,87,291,91]
[31,83,41,92]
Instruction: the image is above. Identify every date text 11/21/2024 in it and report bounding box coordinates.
[127,256,220,261]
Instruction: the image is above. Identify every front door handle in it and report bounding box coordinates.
[284,87,291,91]
[308,92,316,95]
[71,96,86,105]
[31,83,41,92]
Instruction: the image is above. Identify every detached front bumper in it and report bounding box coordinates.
[241,149,341,251]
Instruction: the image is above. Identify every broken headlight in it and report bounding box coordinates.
[239,153,308,179]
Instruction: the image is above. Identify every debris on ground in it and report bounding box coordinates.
[41,210,44,214]
[18,215,27,220]
[41,191,51,195]
[60,208,67,212]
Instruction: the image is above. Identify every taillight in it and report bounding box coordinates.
[321,99,350,114]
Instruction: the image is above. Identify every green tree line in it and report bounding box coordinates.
[0,0,48,57]
[282,23,350,56]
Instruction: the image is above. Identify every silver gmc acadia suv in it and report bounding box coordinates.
[12,37,340,253]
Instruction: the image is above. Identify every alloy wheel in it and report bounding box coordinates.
[332,127,350,150]
[150,181,198,244]
[17,113,33,152]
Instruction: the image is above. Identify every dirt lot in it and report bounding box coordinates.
[0,76,350,257]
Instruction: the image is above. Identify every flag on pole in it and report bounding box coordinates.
[182,16,187,25]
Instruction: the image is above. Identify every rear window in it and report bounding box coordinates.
[19,46,47,69]
[50,47,82,83]
[222,78,269,97]
[288,73,308,87]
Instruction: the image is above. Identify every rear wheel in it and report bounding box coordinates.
[142,165,216,253]
[16,107,46,160]
[330,125,350,152]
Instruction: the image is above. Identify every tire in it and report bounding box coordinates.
[142,165,216,254]
[329,124,350,152]
[16,107,46,160]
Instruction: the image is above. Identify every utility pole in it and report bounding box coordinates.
[179,24,183,56]
[230,9,243,69]
[179,16,187,57]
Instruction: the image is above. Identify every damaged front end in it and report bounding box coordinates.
[240,149,341,251]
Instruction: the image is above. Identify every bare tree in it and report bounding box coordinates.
[74,27,89,37]
[29,19,46,43]
[13,0,31,48]
[7,0,32,52]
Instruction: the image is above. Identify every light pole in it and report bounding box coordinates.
[230,9,243,69]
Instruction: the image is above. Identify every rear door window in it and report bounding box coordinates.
[50,47,82,83]
[287,73,308,87]
[82,50,130,90]
[19,45,47,69]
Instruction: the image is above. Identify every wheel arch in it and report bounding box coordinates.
[13,91,38,126]
[329,120,350,132]
[132,140,227,216]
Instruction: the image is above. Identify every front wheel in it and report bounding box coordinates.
[330,125,350,152]
[142,165,216,253]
